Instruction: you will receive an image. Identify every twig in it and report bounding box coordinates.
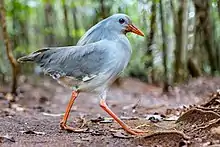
[0,0,19,95]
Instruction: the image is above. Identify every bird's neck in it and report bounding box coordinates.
[77,21,126,46]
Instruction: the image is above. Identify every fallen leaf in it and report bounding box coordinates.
[202,142,211,146]
[91,117,113,123]
[146,114,163,123]
[33,106,46,112]
[122,104,135,110]
[42,112,64,117]
[91,116,104,123]
[91,130,105,136]
[211,126,220,135]
[5,93,14,101]
[100,117,113,123]
[0,134,15,143]
[20,130,45,135]
[39,96,49,104]
[112,132,132,139]
[120,116,139,120]
[164,115,179,121]
[91,116,138,123]
[1,108,16,117]
[81,137,91,141]
[11,104,25,112]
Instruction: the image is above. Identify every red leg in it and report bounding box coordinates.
[60,91,86,132]
[99,99,146,135]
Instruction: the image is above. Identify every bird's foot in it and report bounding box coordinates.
[60,121,87,133]
[126,128,148,135]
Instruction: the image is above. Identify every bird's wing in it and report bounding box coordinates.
[31,40,113,81]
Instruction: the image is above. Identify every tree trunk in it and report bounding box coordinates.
[159,0,169,92]
[62,0,72,45]
[215,0,220,70]
[217,0,220,15]
[0,0,19,95]
[19,19,29,45]
[171,0,188,83]
[145,1,157,83]
[187,58,202,77]
[44,0,55,46]
[93,0,110,25]
[100,0,107,19]
[72,8,79,45]
[193,0,217,75]
[11,0,19,49]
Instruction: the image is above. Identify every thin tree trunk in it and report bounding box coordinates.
[0,0,19,95]
[100,0,107,19]
[187,58,202,77]
[217,0,220,15]
[193,0,217,75]
[62,0,72,45]
[215,0,220,70]
[72,8,79,44]
[171,0,188,83]
[93,0,110,25]
[145,1,157,83]
[20,20,29,45]
[1,74,6,84]
[44,0,55,46]
[11,1,19,49]
[159,0,169,92]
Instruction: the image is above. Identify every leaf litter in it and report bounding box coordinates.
[20,130,45,135]
[0,134,15,143]
[1,77,220,146]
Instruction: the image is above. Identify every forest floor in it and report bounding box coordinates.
[1,76,220,147]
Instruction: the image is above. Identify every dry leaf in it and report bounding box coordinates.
[146,114,163,123]
[211,126,220,135]
[112,132,132,139]
[91,117,113,123]
[11,104,25,112]
[20,130,45,135]
[164,115,179,121]
[5,93,14,101]
[0,134,15,143]
[42,112,64,117]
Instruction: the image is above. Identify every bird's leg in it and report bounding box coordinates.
[99,99,147,135]
[60,91,86,132]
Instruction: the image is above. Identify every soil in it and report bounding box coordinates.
[1,76,220,147]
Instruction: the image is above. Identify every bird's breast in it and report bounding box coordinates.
[104,39,132,74]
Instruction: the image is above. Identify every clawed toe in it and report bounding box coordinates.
[127,128,148,135]
[60,121,87,132]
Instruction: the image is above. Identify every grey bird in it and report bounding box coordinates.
[18,13,145,135]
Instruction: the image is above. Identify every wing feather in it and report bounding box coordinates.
[33,41,109,81]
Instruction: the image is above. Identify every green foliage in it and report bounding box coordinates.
[71,29,85,38]
[1,0,220,84]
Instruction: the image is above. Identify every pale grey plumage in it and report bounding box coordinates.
[18,14,133,92]
[77,13,131,46]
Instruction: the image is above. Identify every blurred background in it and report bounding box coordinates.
[0,0,220,94]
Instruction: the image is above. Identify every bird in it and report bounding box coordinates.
[18,13,145,135]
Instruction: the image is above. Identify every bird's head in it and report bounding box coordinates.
[106,14,144,37]
[77,13,144,46]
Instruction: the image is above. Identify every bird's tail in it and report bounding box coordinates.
[17,48,50,63]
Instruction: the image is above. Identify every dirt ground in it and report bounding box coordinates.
[1,76,220,147]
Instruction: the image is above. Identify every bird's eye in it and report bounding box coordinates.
[119,18,125,24]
